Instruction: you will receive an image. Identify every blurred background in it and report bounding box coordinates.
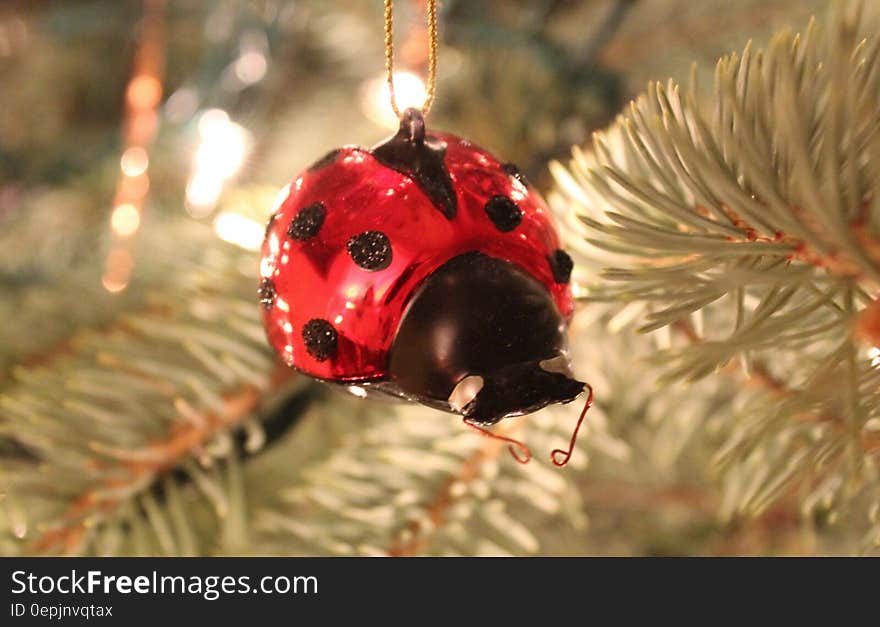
[2,0,875,556]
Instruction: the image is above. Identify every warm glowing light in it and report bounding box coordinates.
[361,71,427,128]
[213,212,264,251]
[120,146,149,177]
[127,74,162,109]
[128,110,159,145]
[195,139,245,179]
[107,248,133,271]
[334,314,344,324]
[388,72,426,109]
[103,0,161,295]
[195,120,248,178]
[102,248,134,293]
[185,172,223,214]
[198,109,230,135]
[119,172,150,199]
[111,203,141,237]
[102,276,129,294]
[186,110,250,214]
[235,50,267,84]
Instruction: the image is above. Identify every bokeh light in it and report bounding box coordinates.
[213,211,263,251]
[126,74,162,110]
[361,71,427,128]
[120,146,149,177]
[186,109,251,214]
[110,203,141,237]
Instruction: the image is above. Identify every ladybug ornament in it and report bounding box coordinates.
[259,108,592,466]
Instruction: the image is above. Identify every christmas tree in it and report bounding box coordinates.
[2,0,878,556]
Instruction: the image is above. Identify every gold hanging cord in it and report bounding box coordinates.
[384,0,438,119]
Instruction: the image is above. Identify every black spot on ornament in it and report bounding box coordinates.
[258,278,276,310]
[484,195,522,232]
[347,230,392,271]
[302,318,338,362]
[550,249,573,284]
[288,202,326,241]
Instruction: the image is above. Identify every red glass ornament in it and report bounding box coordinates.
[261,136,571,381]
[259,108,587,465]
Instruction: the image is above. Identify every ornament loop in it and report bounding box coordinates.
[400,107,426,144]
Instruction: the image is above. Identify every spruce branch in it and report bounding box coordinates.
[552,9,880,289]
[0,213,300,556]
[551,5,880,542]
[9,0,880,557]
[28,365,295,554]
[253,395,617,556]
[386,421,526,557]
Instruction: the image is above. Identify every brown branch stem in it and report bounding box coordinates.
[387,421,526,557]
[713,200,880,280]
[29,363,295,555]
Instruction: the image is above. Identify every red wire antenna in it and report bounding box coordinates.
[551,383,594,467]
[464,419,531,464]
